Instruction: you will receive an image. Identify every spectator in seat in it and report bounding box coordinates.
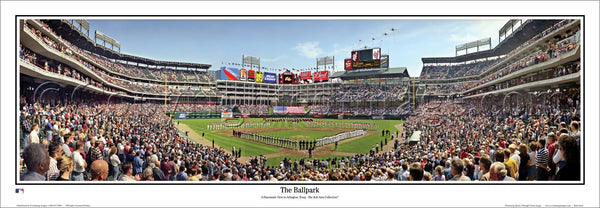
[503,149,519,179]
[21,143,50,181]
[29,124,40,145]
[119,162,139,181]
[71,141,86,181]
[478,154,492,181]
[90,160,109,181]
[490,162,516,181]
[142,167,154,181]
[407,162,423,181]
[554,134,580,181]
[55,155,73,181]
[46,142,62,181]
[448,158,470,181]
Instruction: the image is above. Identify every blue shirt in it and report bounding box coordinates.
[133,156,143,174]
[176,172,188,181]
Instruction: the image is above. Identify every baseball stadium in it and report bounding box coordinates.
[18,18,581,182]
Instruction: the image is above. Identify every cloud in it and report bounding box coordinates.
[293,41,322,59]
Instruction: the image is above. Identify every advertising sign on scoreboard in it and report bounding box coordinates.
[248,70,255,81]
[264,72,277,84]
[351,51,359,61]
[282,74,294,84]
[220,67,239,81]
[344,59,352,70]
[239,69,247,81]
[300,71,312,81]
[255,71,264,83]
[313,71,329,82]
[372,48,381,60]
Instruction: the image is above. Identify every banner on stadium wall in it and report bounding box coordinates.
[300,71,312,81]
[351,51,359,62]
[178,113,187,119]
[220,67,239,81]
[313,71,329,82]
[239,69,248,81]
[255,71,264,83]
[344,59,352,70]
[248,70,255,82]
[264,72,277,84]
[221,112,233,119]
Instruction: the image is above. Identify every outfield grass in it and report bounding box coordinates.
[333,120,404,154]
[178,119,281,156]
[176,118,403,157]
[260,130,338,141]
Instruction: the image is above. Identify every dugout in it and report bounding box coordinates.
[409,131,422,145]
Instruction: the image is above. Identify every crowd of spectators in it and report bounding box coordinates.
[468,30,580,90]
[326,105,407,116]
[424,83,468,94]
[397,87,580,181]
[420,59,501,80]
[25,19,212,95]
[20,47,117,94]
[18,19,581,182]
[332,84,407,102]
[18,83,580,182]
[22,23,215,96]
[419,19,577,81]
[35,19,212,84]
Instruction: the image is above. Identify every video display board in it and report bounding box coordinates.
[348,48,382,70]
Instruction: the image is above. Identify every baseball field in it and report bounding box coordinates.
[175,118,404,166]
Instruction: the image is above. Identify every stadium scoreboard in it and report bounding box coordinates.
[346,48,383,70]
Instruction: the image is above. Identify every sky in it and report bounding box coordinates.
[85,18,509,77]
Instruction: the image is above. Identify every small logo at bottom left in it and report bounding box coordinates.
[15,188,24,194]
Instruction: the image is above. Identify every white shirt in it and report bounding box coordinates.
[84,141,91,153]
[528,151,537,166]
[110,154,121,167]
[29,129,40,144]
[553,149,563,164]
[73,150,85,173]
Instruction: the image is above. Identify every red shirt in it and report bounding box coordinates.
[547,141,557,161]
